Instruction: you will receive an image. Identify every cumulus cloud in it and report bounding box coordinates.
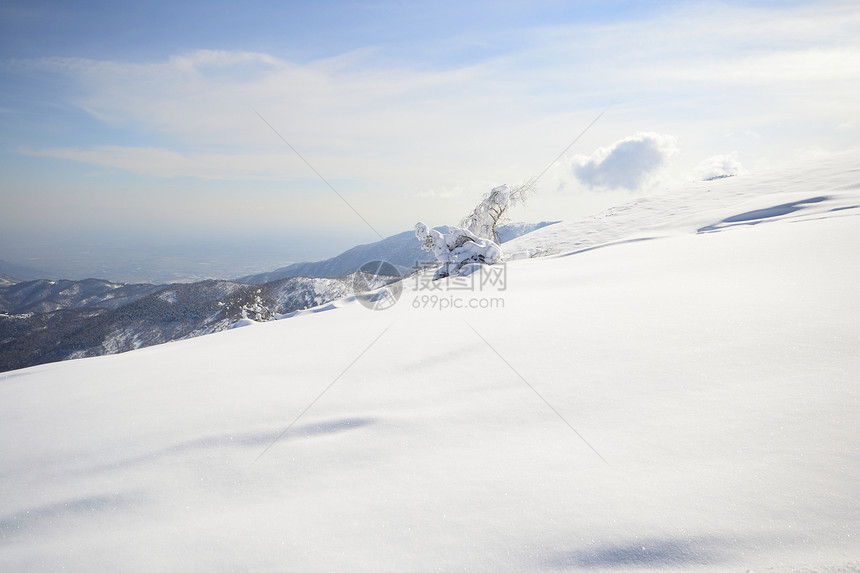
[570,133,678,191]
[695,152,743,181]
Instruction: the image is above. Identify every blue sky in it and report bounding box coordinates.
[1,0,858,282]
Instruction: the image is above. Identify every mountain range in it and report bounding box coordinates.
[0,222,556,373]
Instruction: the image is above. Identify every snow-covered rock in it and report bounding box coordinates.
[415,222,504,279]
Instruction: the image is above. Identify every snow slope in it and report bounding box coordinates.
[1,152,858,572]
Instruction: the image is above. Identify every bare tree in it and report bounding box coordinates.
[461,178,535,244]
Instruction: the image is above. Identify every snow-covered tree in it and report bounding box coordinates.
[461,180,534,243]
[240,289,275,322]
[414,222,503,279]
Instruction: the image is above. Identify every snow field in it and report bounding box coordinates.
[1,152,859,571]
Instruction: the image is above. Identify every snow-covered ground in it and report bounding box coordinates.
[1,152,858,572]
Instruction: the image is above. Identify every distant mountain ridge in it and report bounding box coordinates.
[0,278,162,314]
[0,272,19,287]
[238,221,558,284]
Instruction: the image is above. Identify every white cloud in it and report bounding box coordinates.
[569,133,678,191]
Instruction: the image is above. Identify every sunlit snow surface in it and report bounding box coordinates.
[2,152,859,572]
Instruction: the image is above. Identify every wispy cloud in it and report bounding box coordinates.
[12,49,518,185]
[22,145,313,180]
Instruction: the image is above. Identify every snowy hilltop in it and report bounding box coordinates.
[1,151,858,572]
